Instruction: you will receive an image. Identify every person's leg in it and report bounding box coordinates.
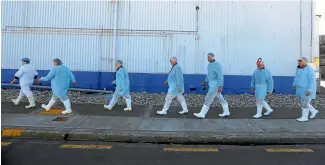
[308,103,319,119]
[23,85,36,108]
[297,97,310,122]
[176,95,189,114]
[194,91,217,119]
[41,95,58,111]
[157,94,176,115]
[253,99,264,119]
[12,89,24,105]
[60,96,72,115]
[263,100,273,116]
[123,94,132,111]
[216,93,230,117]
[104,92,120,110]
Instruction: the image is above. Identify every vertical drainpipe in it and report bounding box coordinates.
[112,0,118,71]
[299,0,302,57]
[195,5,200,74]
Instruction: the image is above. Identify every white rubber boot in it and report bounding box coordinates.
[104,97,117,111]
[296,109,309,122]
[41,98,57,111]
[219,103,230,117]
[263,101,273,116]
[12,95,23,105]
[123,99,132,111]
[157,105,168,115]
[178,100,189,115]
[253,106,263,119]
[157,97,172,115]
[194,105,209,119]
[25,97,36,109]
[309,104,319,119]
[61,99,72,115]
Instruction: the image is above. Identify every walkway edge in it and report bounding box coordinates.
[2,126,325,144]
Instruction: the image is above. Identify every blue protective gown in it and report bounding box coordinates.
[293,65,316,99]
[40,65,76,97]
[250,68,274,100]
[205,61,224,92]
[166,64,184,95]
[114,67,130,96]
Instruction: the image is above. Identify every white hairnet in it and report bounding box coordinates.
[116,60,123,65]
[53,58,63,65]
[21,57,30,64]
[207,52,215,59]
[170,56,178,62]
[299,57,309,63]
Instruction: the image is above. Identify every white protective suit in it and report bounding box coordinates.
[12,64,38,108]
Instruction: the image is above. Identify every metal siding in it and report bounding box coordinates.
[1,0,313,77]
[124,1,196,31]
[225,1,301,76]
[26,1,112,29]
[1,33,113,72]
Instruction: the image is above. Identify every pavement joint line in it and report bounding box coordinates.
[59,144,112,149]
[163,147,218,152]
[142,105,154,118]
[1,129,23,137]
[265,148,314,153]
[72,116,91,129]
[1,142,12,146]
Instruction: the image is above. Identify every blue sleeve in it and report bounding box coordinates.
[266,70,274,93]
[175,66,183,89]
[215,64,224,86]
[205,66,209,82]
[251,71,255,88]
[69,70,76,83]
[40,68,56,81]
[119,69,126,88]
[307,68,316,92]
[293,68,297,86]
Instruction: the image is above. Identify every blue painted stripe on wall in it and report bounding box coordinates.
[1,69,295,94]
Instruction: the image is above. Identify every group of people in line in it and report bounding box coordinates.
[11,53,319,122]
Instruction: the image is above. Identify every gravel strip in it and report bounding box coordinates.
[1,89,325,108]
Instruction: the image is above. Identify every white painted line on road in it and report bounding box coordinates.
[59,144,112,149]
[164,147,218,152]
[265,148,314,153]
[1,142,12,146]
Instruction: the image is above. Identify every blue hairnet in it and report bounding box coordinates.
[53,58,63,65]
[299,57,309,63]
[207,52,215,59]
[116,60,123,65]
[170,56,178,62]
[21,57,30,64]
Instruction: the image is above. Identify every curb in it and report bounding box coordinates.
[2,127,325,145]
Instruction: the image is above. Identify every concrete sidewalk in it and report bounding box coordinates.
[1,102,325,144]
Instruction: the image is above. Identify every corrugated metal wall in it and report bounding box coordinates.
[1,0,313,76]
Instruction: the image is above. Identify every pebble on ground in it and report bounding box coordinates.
[1,89,325,108]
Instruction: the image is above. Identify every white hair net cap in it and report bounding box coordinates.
[21,57,30,64]
[170,56,178,62]
[53,58,63,65]
[116,60,123,65]
[207,52,215,59]
[299,57,309,63]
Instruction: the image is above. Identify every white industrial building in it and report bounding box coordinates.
[1,0,320,94]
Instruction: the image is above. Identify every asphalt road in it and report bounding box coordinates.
[2,139,325,165]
